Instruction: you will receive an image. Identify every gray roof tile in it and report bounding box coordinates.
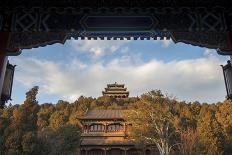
[79,110,124,120]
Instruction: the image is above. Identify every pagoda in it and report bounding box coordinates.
[102,82,129,99]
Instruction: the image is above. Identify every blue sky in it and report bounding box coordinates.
[9,39,229,105]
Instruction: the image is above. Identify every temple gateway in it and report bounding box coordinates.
[78,83,157,155]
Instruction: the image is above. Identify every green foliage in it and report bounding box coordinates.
[38,125,80,155]
[0,87,232,155]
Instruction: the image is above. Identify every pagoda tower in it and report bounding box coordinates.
[102,82,129,98]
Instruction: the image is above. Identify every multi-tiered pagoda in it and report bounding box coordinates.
[102,82,129,99]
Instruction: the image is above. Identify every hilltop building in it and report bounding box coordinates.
[78,110,155,155]
[102,82,129,99]
[78,83,157,155]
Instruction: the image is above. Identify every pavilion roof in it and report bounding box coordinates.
[105,87,127,91]
[102,91,129,94]
[107,82,125,87]
[79,110,124,120]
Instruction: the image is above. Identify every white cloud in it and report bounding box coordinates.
[69,38,173,61]
[69,39,130,57]
[12,49,227,103]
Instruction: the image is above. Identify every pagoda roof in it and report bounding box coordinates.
[107,82,125,87]
[102,91,129,94]
[105,88,127,91]
[79,110,124,120]
[81,138,134,146]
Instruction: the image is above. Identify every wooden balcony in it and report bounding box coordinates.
[81,131,125,137]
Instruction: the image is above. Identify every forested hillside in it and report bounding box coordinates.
[1,87,232,155]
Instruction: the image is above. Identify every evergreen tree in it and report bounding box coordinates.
[3,86,41,155]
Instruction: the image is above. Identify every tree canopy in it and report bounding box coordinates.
[0,87,231,155]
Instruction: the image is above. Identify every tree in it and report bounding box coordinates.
[178,128,198,155]
[1,88,232,155]
[125,90,179,155]
[53,125,81,155]
[21,132,40,155]
[197,107,224,155]
[3,86,41,154]
[38,125,81,155]
[37,103,55,131]
[49,111,68,129]
[215,100,232,154]
[96,96,115,107]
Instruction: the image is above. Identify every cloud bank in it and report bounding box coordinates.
[13,48,226,103]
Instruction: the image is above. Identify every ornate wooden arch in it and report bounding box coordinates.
[0,1,231,55]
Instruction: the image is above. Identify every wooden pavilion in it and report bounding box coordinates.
[78,110,156,155]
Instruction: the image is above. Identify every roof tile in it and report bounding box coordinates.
[79,110,124,120]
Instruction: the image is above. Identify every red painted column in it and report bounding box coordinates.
[105,124,107,133]
[124,149,127,155]
[87,125,89,133]
[85,125,87,133]
[77,148,80,155]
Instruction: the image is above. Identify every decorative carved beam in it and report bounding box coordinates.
[0,6,231,54]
